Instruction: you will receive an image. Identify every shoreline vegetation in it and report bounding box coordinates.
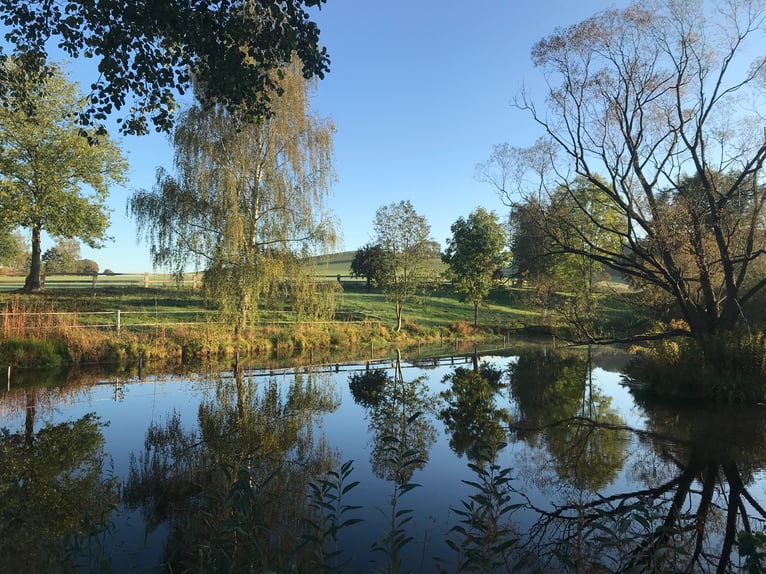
[4,265,766,404]
[0,269,633,371]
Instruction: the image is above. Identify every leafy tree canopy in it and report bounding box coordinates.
[443,207,508,326]
[0,60,127,291]
[372,200,434,331]
[481,0,766,363]
[350,242,386,292]
[0,0,330,135]
[129,57,336,330]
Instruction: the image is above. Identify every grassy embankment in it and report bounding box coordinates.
[0,253,634,369]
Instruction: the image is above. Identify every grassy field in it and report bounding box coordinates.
[0,257,637,368]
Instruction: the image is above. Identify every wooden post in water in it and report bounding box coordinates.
[6,366,10,391]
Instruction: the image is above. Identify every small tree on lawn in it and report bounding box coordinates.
[373,200,434,332]
[350,243,386,292]
[443,207,508,327]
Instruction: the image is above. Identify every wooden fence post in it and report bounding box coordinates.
[116,309,121,333]
[144,272,149,288]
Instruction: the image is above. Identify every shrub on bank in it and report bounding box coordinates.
[625,331,766,402]
[0,338,71,368]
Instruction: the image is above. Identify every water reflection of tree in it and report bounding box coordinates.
[0,411,118,573]
[508,348,627,492]
[123,369,340,572]
[357,357,437,485]
[439,362,512,459]
[507,351,766,572]
[348,352,437,571]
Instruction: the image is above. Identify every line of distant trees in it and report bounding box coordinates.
[0,233,102,275]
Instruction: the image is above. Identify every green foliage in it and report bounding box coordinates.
[556,495,690,573]
[124,371,340,571]
[0,413,119,573]
[373,200,435,331]
[348,369,391,408]
[509,349,627,490]
[130,58,336,332]
[439,364,512,458]
[303,459,363,572]
[626,331,766,402]
[370,426,426,573]
[0,338,71,367]
[350,242,386,291]
[497,0,766,346]
[0,0,330,135]
[76,259,99,275]
[739,530,766,573]
[0,228,20,268]
[443,207,508,327]
[441,443,524,573]
[0,60,126,291]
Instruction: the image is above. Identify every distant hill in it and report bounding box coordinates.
[309,251,357,278]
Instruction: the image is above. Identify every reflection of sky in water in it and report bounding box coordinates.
[2,349,764,571]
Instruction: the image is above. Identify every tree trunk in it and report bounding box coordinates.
[395,302,403,332]
[23,225,43,292]
[473,301,479,328]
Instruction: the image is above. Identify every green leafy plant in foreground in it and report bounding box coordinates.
[304,459,364,573]
[371,422,426,574]
[440,442,525,573]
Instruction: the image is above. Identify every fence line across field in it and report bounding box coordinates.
[0,272,365,291]
[0,307,381,333]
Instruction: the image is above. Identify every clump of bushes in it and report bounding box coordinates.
[625,330,766,402]
[0,338,71,368]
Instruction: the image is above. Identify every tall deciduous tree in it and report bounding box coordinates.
[443,207,508,326]
[487,0,766,363]
[373,200,434,332]
[0,61,127,292]
[129,58,337,332]
[0,0,330,135]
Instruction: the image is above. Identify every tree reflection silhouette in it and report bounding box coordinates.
[505,348,766,572]
[0,406,118,573]
[509,348,626,492]
[123,368,340,571]
[351,354,437,485]
[439,362,512,460]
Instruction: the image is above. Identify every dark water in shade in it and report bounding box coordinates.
[2,346,765,572]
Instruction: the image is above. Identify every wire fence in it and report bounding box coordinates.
[0,308,383,336]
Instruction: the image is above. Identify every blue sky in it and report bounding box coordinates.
[66,0,625,272]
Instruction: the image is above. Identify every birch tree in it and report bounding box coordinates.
[129,58,337,332]
[373,200,434,332]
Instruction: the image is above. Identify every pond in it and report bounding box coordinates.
[2,345,766,573]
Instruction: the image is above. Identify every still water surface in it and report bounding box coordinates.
[2,346,766,572]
